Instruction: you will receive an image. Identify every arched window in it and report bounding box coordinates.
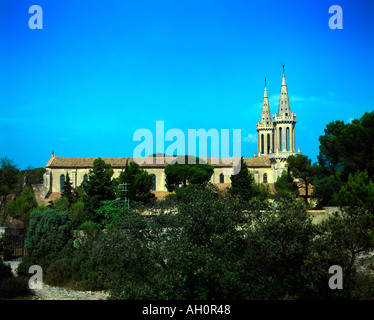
[267,134,270,154]
[83,174,89,185]
[261,134,264,154]
[263,173,268,184]
[219,173,224,184]
[279,127,283,151]
[152,174,156,191]
[286,127,290,151]
[60,174,65,192]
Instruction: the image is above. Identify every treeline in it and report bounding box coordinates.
[14,181,374,299]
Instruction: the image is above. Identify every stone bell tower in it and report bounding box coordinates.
[256,78,274,156]
[256,66,300,182]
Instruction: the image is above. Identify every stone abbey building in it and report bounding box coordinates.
[41,70,300,199]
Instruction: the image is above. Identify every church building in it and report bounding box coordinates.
[40,69,300,200]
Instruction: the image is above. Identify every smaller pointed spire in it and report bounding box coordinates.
[260,78,272,124]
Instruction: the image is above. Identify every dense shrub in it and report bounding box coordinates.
[104,185,250,300]
[44,253,74,287]
[0,233,14,261]
[69,230,109,291]
[12,181,373,300]
[0,277,30,299]
[23,209,73,269]
[0,261,13,279]
[0,259,31,299]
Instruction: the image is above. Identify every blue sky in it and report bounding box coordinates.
[1,0,373,169]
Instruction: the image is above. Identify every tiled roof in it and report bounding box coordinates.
[243,157,271,167]
[46,156,271,168]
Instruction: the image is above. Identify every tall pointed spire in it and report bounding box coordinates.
[260,78,272,124]
[277,66,291,116]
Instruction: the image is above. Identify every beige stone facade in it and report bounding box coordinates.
[41,156,274,198]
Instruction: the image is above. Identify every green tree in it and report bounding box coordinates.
[61,172,75,205]
[300,215,355,299]
[52,196,70,213]
[5,187,38,227]
[106,184,248,300]
[318,111,374,181]
[229,157,256,203]
[318,120,346,179]
[164,184,247,299]
[0,157,21,208]
[333,171,374,272]
[243,198,315,299]
[117,160,155,204]
[96,200,127,229]
[164,156,214,191]
[274,170,299,200]
[0,254,30,299]
[311,175,341,209]
[23,209,73,268]
[21,167,46,188]
[82,158,115,225]
[68,200,85,228]
[287,154,320,204]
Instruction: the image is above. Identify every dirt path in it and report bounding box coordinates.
[29,284,109,300]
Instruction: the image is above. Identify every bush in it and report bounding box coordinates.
[16,254,34,278]
[44,257,73,287]
[350,273,374,299]
[69,230,109,291]
[106,184,249,300]
[5,187,38,226]
[0,261,13,279]
[24,209,73,268]
[0,233,14,261]
[0,258,31,299]
[243,197,314,299]
[68,200,85,228]
[0,276,31,299]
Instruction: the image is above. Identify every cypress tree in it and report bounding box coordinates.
[61,172,75,205]
[229,157,256,202]
[82,158,115,224]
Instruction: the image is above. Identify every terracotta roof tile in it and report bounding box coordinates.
[46,156,271,168]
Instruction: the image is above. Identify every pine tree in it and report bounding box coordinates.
[229,157,256,202]
[118,160,155,204]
